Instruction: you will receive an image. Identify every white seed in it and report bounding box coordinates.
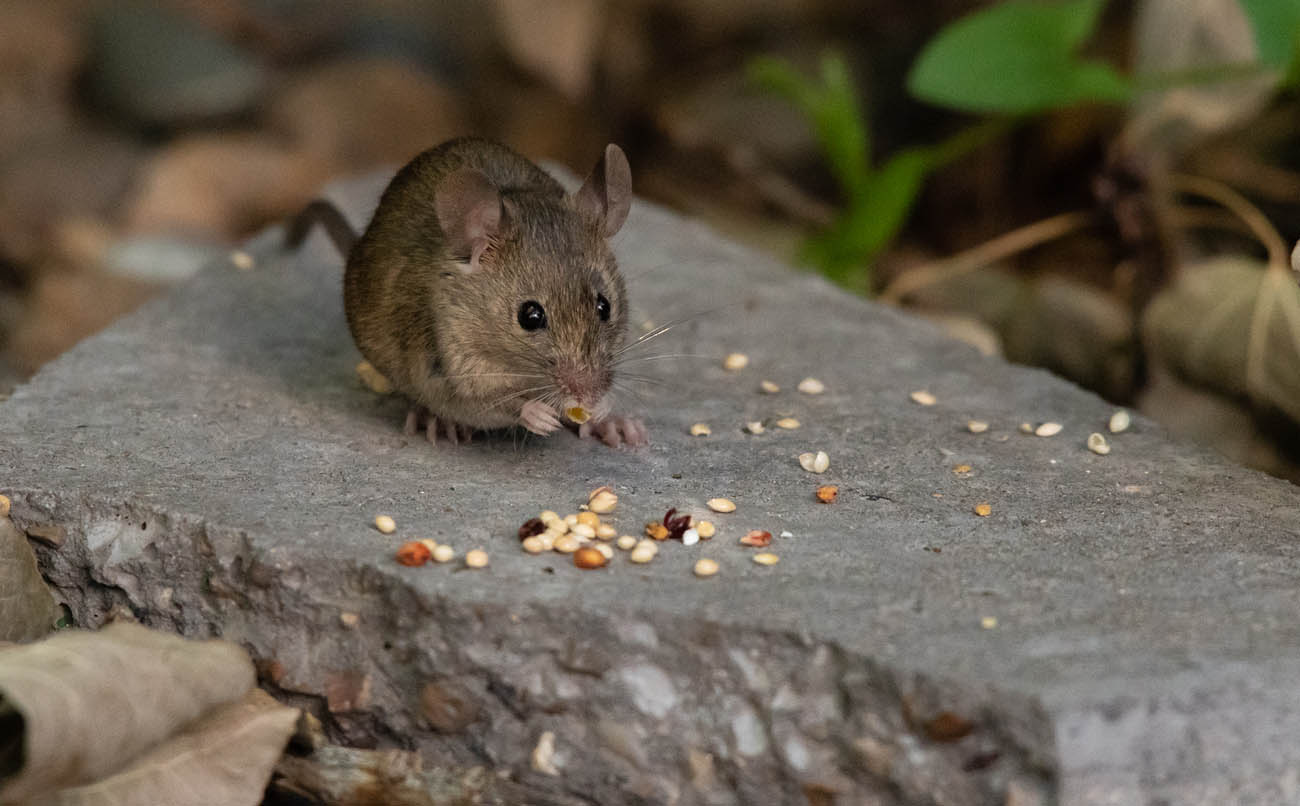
[356,361,393,395]
[538,510,560,524]
[554,535,580,553]
[616,535,638,550]
[752,553,779,566]
[775,417,801,430]
[689,422,712,436]
[967,420,989,433]
[419,538,439,554]
[522,536,545,554]
[588,487,618,514]
[706,498,736,513]
[779,530,793,538]
[910,390,936,406]
[1035,422,1063,437]
[744,421,766,434]
[1108,409,1131,434]
[537,531,557,551]
[550,518,570,535]
[571,523,596,540]
[531,731,560,776]
[1019,422,1034,434]
[696,520,716,538]
[229,249,255,270]
[693,558,719,577]
[432,544,455,563]
[980,616,998,630]
[798,377,826,395]
[465,549,489,568]
[564,513,580,527]
[595,523,617,539]
[723,352,750,370]
[798,451,829,473]
[339,611,359,628]
[594,542,614,560]
[760,380,780,394]
[374,515,397,534]
[1087,432,1111,455]
[681,528,700,546]
[630,540,658,563]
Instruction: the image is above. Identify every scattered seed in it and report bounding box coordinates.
[752,553,779,566]
[574,547,608,569]
[682,528,700,546]
[723,352,749,371]
[432,544,455,563]
[374,515,397,534]
[594,543,614,560]
[356,361,393,395]
[576,511,600,529]
[564,513,580,528]
[538,510,560,524]
[967,420,989,434]
[0,494,9,517]
[816,485,839,503]
[396,541,431,567]
[339,611,360,628]
[953,464,972,475]
[744,421,766,434]
[616,535,638,550]
[798,377,826,395]
[1019,422,1034,434]
[1108,409,1131,434]
[550,518,570,535]
[537,531,557,551]
[229,249,255,270]
[1035,422,1063,437]
[630,540,658,563]
[566,406,591,424]
[974,503,992,517]
[518,518,546,540]
[588,486,618,514]
[571,523,596,540]
[980,616,998,630]
[419,538,439,553]
[522,536,545,554]
[760,380,780,394]
[595,523,617,539]
[775,417,801,430]
[645,522,670,540]
[740,530,772,547]
[910,390,936,406]
[780,530,793,538]
[693,558,719,577]
[1087,432,1111,455]
[798,451,830,473]
[531,731,560,776]
[706,498,736,513]
[554,535,581,553]
[696,520,716,538]
[689,422,712,436]
[465,549,489,568]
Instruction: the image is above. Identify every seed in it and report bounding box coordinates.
[1087,432,1111,455]
[432,544,455,563]
[522,536,545,554]
[980,616,998,630]
[740,530,772,547]
[760,380,780,394]
[798,377,826,395]
[538,510,560,524]
[374,515,397,534]
[973,503,992,517]
[339,611,359,628]
[953,464,972,475]
[910,390,936,406]
[682,528,700,546]
[630,540,658,563]
[798,451,829,473]
[816,485,838,503]
[571,523,596,540]
[706,498,736,513]
[1035,422,1063,437]
[518,518,546,540]
[780,530,793,538]
[0,494,9,517]
[744,421,765,434]
[689,422,712,436]
[588,487,618,514]
[752,553,779,566]
[594,542,614,559]
[967,420,989,433]
[554,535,580,553]
[531,731,559,776]
[576,511,600,528]
[356,361,393,395]
[693,558,720,577]
[574,547,608,569]
[465,549,489,568]
[645,521,669,540]
[775,417,800,430]
[1108,409,1131,434]
[396,541,431,566]
[564,514,580,527]
[617,535,638,550]
[1019,422,1034,434]
[419,538,439,553]
[696,520,716,538]
[595,523,617,539]
[550,518,570,535]
[566,406,591,424]
[229,249,255,270]
[723,352,750,370]
[537,531,557,551]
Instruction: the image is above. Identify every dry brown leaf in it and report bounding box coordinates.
[0,622,254,802]
[44,688,298,806]
[1144,257,1300,425]
[0,517,60,643]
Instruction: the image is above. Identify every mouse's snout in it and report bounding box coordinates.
[555,361,612,421]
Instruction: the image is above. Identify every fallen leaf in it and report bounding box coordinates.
[0,622,254,802]
[0,517,61,643]
[46,688,298,806]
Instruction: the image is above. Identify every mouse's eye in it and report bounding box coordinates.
[518,300,547,331]
[596,293,611,322]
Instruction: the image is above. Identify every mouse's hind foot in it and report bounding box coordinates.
[404,405,474,446]
[579,415,648,449]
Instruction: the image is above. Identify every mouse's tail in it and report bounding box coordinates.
[286,199,359,257]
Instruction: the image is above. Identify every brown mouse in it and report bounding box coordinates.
[288,137,647,448]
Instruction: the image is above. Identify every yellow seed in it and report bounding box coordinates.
[775,417,800,430]
[696,520,716,538]
[374,515,397,534]
[588,488,618,514]
[909,389,936,406]
[339,611,360,628]
[967,420,989,433]
[566,406,590,424]
[554,535,581,553]
[744,421,765,434]
[356,361,393,395]
[522,536,545,554]
[974,503,992,517]
[229,249,255,270]
[706,498,736,513]
[980,616,998,630]
[595,523,617,539]
[1108,409,1131,434]
[0,494,9,518]
[539,510,560,524]
[564,514,580,527]
[1035,422,1063,437]
[616,535,638,550]
[953,464,972,475]
[1087,432,1111,455]
[689,423,712,436]
[752,553,779,566]
[798,377,826,395]
[432,544,455,563]
[759,380,780,394]
[723,352,749,371]
[550,518,570,535]
[576,511,600,528]
[630,540,658,563]
[419,538,439,554]
[571,523,596,540]
[693,558,720,577]
[465,549,489,568]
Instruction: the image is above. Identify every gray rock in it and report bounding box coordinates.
[2,170,1300,805]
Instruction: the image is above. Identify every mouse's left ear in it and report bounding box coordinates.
[575,144,632,238]
[436,168,503,273]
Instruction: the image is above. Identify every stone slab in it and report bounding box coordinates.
[3,169,1299,805]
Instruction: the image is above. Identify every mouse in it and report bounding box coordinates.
[287,136,648,449]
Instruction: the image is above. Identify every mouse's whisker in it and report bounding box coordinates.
[614,353,711,366]
[610,380,652,408]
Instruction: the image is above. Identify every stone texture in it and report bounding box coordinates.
[2,170,1300,805]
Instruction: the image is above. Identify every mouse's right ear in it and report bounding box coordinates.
[575,144,632,238]
[436,168,503,272]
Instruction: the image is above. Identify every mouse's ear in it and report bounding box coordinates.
[575,144,632,238]
[436,168,502,272]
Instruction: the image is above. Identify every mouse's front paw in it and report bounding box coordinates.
[579,415,649,449]
[520,400,562,436]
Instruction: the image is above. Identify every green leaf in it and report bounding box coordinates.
[907,0,1132,113]
[1239,0,1300,75]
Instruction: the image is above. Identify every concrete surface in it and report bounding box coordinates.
[2,169,1299,806]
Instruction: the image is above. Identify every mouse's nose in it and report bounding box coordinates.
[555,362,609,406]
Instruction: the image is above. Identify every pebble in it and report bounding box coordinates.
[693,558,719,577]
[760,380,780,394]
[432,545,455,563]
[374,515,397,534]
[798,451,830,473]
[1109,409,1131,433]
[689,423,712,436]
[775,417,801,429]
[752,553,779,566]
[706,498,736,513]
[681,528,700,546]
[910,390,936,406]
[1035,422,1063,437]
[723,352,749,371]
[967,420,989,433]
[1087,432,1111,455]
[617,535,638,550]
[465,549,489,568]
[798,377,826,395]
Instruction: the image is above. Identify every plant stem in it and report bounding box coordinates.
[1169,173,1288,270]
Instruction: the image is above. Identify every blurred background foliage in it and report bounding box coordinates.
[1,0,1299,480]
